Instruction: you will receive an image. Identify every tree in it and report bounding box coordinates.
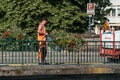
[0,0,111,39]
[70,0,112,26]
[93,0,112,25]
[0,0,87,38]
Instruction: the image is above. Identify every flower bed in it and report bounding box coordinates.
[50,29,85,51]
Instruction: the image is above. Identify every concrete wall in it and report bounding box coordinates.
[0,64,120,80]
[0,64,120,76]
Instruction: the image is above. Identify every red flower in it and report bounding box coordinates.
[18,34,23,40]
[78,34,81,38]
[2,32,10,39]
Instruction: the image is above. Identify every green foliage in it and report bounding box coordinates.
[50,29,84,49]
[0,0,88,38]
[93,0,112,24]
[0,0,111,39]
[47,0,87,32]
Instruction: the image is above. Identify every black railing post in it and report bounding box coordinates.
[21,40,24,65]
[77,47,79,64]
[2,41,3,64]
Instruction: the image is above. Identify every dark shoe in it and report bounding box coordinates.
[38,62,49,65]
[38,63,43,65]
[43,62,49,65]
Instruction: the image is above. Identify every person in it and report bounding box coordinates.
[103,20,110,32]
[37,17,48,64]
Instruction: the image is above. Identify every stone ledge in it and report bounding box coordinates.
[0,64,120,76]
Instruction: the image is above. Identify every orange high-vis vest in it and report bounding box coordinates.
[38,25,46,41]
[104,21,109,30]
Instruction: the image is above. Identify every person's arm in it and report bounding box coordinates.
[38,24,47,35]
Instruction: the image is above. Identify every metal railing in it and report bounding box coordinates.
[0,39,39,65]
[0,39,120,65]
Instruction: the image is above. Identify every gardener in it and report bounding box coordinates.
[37,17,48,64]
[103,20,110,32]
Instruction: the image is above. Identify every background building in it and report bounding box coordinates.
[107,0,120,30]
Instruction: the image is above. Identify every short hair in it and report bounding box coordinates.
[42,17,48,21]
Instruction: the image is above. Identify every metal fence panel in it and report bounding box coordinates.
[0,40,120,65]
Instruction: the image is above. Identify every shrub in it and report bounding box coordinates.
[50,29,85,50]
